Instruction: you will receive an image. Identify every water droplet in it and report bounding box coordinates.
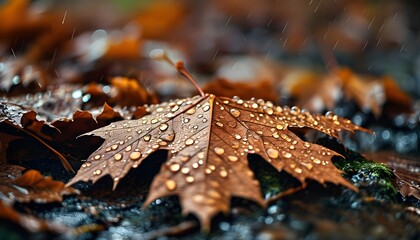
[114,153,123,161]
[227,155,238,162]
[151,119,158,124]
[219,169,228,177]
[114,177,120,182]
[186,176,195,183]
[198,152,205,159]
[313,158,321,164]
[272,132,279,138]
[325,111,334,118]
[171,105,179,112]
[264,107,274,115]
[230,109,241,117]
[159,123,168,131]
[294,168,302,174]
[143,135,151,141]
[228,121,237,128]
[214,147,225,155]
[181,167,190,174]
[129,151,141,160]
[165,180,177,191]
[186,108,196,115]
[267,149,279,158]
[304,163,313,170]
[105,147,111,152]
[111,144,118,150]
[125,146,132,151]
[192,163,199,168]
[234,134,241,140]
[203,105,210,112]
[185,138,194,145]
[183,118,190,123]
[169,163,180,172]
[216,122,224,127]
[156,107,164,112]
[94,154,101,160]
[93,169,102,175]
[282,152,292,158]
[252,103,258,109]
[276,125,284,130]
[291,106,300,115]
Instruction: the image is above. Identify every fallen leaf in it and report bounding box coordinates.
[10,169,79,204]
[68,94,369,230]
[338,68,385,117]
[0,100,73,171]
[0,201,67,234]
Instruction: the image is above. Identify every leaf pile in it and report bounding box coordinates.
[68,94,370,229]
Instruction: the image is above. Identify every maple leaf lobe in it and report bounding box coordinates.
[68,94,369,230]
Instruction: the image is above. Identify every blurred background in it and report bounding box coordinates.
[0,0,419,154]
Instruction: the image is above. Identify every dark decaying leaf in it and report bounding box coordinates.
[67,94,370,229]
[0,100,73,171]
[0,201,66,234]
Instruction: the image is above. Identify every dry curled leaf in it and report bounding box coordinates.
[68,94,369,230]
[0,145,77,206]
[12,170,79,203]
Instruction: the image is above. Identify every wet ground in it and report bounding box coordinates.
[1,138,419,240]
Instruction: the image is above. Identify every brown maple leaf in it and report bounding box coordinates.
[67,93,370,230]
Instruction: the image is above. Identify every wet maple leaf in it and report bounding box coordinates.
[67,93,370,230]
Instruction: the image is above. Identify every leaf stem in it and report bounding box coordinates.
[175,61,205,97]
[150,49,205,97]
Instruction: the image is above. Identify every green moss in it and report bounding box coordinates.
[315,137,398,202]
